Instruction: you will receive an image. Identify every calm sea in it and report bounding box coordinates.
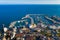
[0,4,60,28]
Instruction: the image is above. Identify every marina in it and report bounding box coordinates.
[1,14,60,40]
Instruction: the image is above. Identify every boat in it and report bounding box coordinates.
[2,14,60,40]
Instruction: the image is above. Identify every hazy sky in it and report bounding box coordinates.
[0,0,60,4]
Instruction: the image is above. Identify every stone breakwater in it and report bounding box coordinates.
[2,14,60,40]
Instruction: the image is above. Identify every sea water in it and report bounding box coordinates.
[0,4,60,28]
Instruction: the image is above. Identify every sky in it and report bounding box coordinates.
[0,0,60,4]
